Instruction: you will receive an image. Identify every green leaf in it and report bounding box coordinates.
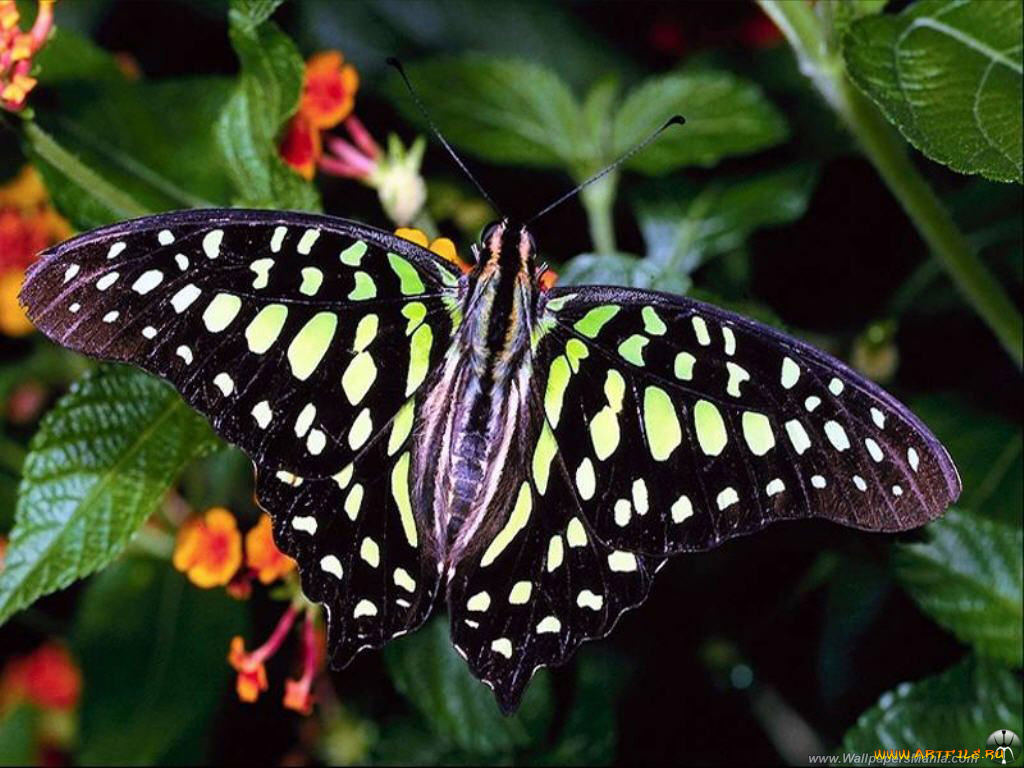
[559,251,688,294]
[33,26,124,85]
[0,366,218,627]
[27,77,236,231]
[842,654,1023,753]
[559,167,816,292]
[388,55,585,171]
[383,616,554,756]
[73,556,247,764]
[613,71,788,174]
[843,0,1023,183]
[910,395,1021,525]
[635,166,818,274]
[895,509,1022,667]
[215,0,321,211]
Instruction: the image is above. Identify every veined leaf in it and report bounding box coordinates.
[0,366,218,627]
[73,556,247,764]
[216,0,321,211]
[842,655,1023,753]
[383,616,554,755]
[387,55,584,170]
[844,0,1023,183]
[613,71,788,174]
[896,509,1022,668]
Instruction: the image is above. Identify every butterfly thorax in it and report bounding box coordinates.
[414,221,540,568]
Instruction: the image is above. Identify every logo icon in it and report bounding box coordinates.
[988,730,1021,765]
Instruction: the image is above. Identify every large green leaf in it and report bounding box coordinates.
[0,706,37,766]
[844,0,1023,183]
[896,509,1022,668]
[215,0,321,211]
[383,616,554,756]
[387,55,584,171]
[73,556,247,764]
[842,655,1023,754]
[0,367,218,626]
[613,71,788,175]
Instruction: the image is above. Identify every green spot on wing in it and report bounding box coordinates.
[349,271,376,301]
[340,240,367,266]
[574,305,620,338]
[617,334,649,366]
[388,253,425,295]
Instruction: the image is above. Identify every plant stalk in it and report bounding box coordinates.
[759,0,1023,369]
[580,171,619,255]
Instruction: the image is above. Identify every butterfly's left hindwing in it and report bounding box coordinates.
[21,209,462,663]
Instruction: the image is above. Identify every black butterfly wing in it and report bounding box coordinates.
[20,209,462,479]
[256,395,439,665]
[447,281,960,713]
[21,209,462,662]
[535,285,960,556]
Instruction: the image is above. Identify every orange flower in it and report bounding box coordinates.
[1,0,55,112]
[280,111,322,181]
[395,227,471,274]
[228,604,299,705]
[245,514,295,584]
[0,167,71,337]
[173,508,243,588]
[301,51,359,130]
[1,643,81,711]
[228,636,268,702]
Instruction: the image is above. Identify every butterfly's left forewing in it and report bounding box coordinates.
[21,209,463,663]
[21,209,462,479]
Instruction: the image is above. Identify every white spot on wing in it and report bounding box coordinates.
[320,555,343,579]
[291,515,317,535]
[158,229,175,245]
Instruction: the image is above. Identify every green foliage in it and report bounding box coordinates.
[390,55,787,180]
[844,0,1023,183]
[912,395,1022,525]
[383,616,553,756]
[896,510,1023,668]
[842,654,1023,753]
[216,0,321,211]
[0,367,217,626]
[73,556,247,764]
[613,71,788,175]
[559,166,816,291]
[387,55,585,170]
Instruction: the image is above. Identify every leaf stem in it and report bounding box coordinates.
[580,171,618,255]
[758,0,1023,368]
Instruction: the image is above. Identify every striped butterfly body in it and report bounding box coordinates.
[21,209,960,712]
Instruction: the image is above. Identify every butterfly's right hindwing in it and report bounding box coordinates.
[20,209,462,478]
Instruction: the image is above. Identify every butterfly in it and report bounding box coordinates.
[19,207,960,713]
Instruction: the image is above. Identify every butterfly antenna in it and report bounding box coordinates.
[526,115,686,224]
[387,57,502,216]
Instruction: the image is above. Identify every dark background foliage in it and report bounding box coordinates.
[0,1,1021,765]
